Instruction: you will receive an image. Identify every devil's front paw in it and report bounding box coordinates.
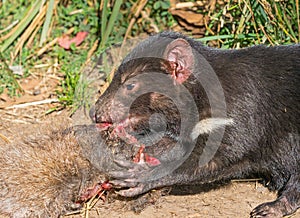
[113,183,149,197]
[109,158,154,184]
[109,159,156,197]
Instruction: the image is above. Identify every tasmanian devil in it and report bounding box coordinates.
[93,31,300,218]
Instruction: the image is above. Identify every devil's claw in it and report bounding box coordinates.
[114,158,151,170]
[110,158,155,185]
[110,179,138,188]
[109,171,136,180]
[114,184,147,197]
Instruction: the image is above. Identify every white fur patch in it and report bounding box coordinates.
[191,118,234,140]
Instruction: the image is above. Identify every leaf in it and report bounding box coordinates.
[160,1,170,10]
[72,31,89,46]
[153,1,161,10]
[58,35,71,49]
[170,9,204,25]
[58,31,88,50]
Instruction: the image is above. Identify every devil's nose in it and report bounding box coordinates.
[95,113,113,124]
[89,106,96,123]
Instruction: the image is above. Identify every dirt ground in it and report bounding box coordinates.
[0,100,299,218]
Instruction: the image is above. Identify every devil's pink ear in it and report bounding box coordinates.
[163,38,194,84]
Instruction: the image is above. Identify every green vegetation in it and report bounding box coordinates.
[0,0,298,111]
[201,0,299,48]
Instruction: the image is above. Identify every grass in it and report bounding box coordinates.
[0,0,148,111]
[0,0,119,111]
[201,0,299,48]
[0,0,298,112]
[0,52,24,96]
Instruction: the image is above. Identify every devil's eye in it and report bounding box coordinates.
[126,83,135,90]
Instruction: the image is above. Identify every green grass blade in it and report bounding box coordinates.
[297,0,300,41]
[101,0,109,41]
[274,2,296,42]
[0,0,43,52]
[198,34,257,42]
[39,0,55,46]
[280,4,297,41]
[100,0,122,49]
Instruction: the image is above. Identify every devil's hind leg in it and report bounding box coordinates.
[250,173,300,218]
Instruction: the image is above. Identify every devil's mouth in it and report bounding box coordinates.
[97,114,169,137]
[97,115,162,148]
[95,118,137,145]
[96,117,162,166]
[96,122,113,131]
